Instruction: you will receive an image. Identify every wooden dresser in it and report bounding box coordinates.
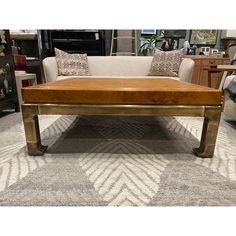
[184,55,229,88]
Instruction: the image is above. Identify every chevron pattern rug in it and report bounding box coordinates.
[0,113,236,206]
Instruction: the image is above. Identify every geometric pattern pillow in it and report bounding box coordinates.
[148,49,184,77]
[54,48,91,76]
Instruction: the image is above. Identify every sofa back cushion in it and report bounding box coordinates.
[55,48,90,76]
[148,49,184,76]
[87,56,153,76]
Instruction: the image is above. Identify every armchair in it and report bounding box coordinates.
[223,74,236,120]
[222,45,236,120]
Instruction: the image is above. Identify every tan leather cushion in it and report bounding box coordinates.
[149,49,184,76]
[55,48,90,76]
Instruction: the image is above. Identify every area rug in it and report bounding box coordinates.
[0,113,236,206]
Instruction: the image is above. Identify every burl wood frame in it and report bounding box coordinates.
[22,103,221,158]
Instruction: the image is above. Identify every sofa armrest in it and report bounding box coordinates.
[223,75,236,90]
[42,57,58,83]
[223,90,236,120]
[178,58,195,83]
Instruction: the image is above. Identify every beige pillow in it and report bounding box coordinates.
[149,49,184,77]
[55,48,90,76]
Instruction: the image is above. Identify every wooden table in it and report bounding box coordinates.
[21,77,222,158]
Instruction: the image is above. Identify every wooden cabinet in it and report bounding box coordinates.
[0,30,19,112]
[184,55,229,88]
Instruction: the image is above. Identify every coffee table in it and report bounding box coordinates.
[21,77,222,158]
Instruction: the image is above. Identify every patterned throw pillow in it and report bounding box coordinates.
[55,48,90,76]
[148,49,184,77]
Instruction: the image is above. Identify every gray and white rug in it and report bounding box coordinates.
[0,112,236,206]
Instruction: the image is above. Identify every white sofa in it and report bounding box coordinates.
[43,56,195,83]
[223,75,236,120]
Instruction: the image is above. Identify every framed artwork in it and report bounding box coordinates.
[161,30,186,38]
[170,39,179,50]
[163,38,179,50]
[0,30,11,56]
[141,29,157,35]
[190,30,218,45]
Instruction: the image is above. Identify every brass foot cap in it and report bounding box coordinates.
[192,147,213,158]
[28,145,48,156]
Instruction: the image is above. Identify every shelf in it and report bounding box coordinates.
[49,30,105,56]
[53,39,99,42]
[26,60,40,66]
[64,50,102,55]
[113,37,135,39]
[221,37,236,40]
[10,34,37,40]
[112,52,136,55]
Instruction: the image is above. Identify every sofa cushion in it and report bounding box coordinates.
[87,56,153,76]
[148,49,184,76]
[55,48,90,76]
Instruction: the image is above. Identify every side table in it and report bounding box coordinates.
[15,72,37,110]
[204,65,236,89]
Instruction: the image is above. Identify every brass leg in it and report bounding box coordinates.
[193,107,221,158]
[22,105,47,156]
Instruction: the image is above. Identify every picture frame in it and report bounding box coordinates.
[200,47,211,55]
[211,48,219,55]
[215,52,223,58]
[187,47,196,55]
[190,30,218,45]
[161,30,186,38]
